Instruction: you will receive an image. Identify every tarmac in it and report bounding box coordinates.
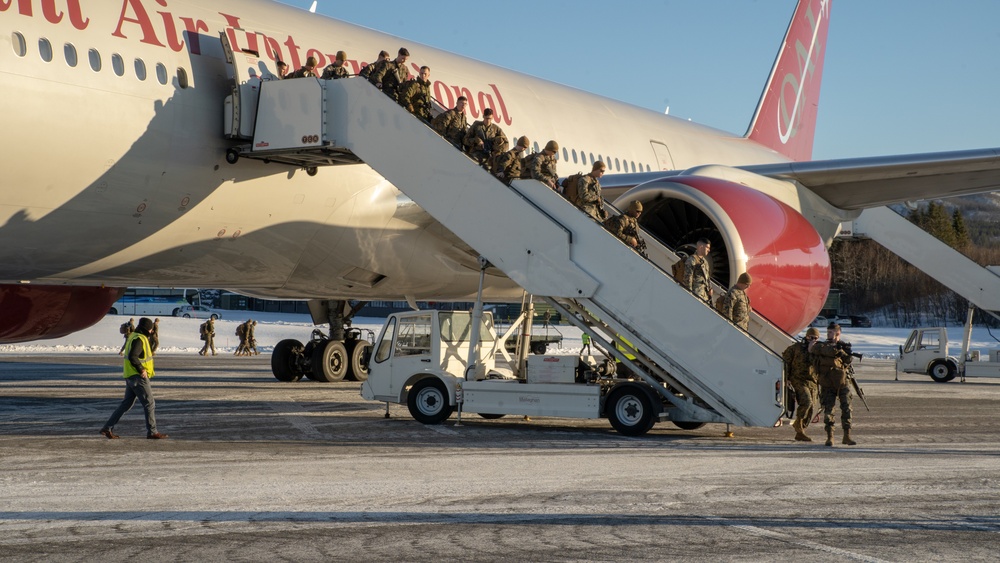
[1,354,998,562]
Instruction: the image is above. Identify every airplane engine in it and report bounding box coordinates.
[617,174,830,334]
[0,285,124,344]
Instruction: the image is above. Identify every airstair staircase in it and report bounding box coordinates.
[226,76,790,427]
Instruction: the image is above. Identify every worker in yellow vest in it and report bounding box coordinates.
[100,317,168,439]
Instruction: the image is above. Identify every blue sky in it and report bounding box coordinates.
[288,1,1000,161]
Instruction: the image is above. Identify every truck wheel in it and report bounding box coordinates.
[607,387,655,436]
[407,378,453,424]
[928,360,956,382]
[271,339,304,382]
[312,340,349,382]
[531,342,547,355]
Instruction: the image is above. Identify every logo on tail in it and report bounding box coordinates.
[746,0,830,162]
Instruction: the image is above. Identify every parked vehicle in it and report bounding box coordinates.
[174,305,221,320]
[897,326,1000,382]
[810,316,828,327]
[109,287,196,316]
[850,315,872,328]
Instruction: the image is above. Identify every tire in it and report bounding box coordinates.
[311,340,349,382]
[108,308,118,315]
[929,360,957,382]
[271,339,304,382]
[183,314,191,318]
[172,308,181,316]
[607,387,656,436]
[225,148,240,164]
[407,378,453,424]
[530,342,547,355]
[348,341,372,382]
[671,421,706,431]
[477,413,505,420]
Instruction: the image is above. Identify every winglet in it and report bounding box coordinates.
[745,0,831,162]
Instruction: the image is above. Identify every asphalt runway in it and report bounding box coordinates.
[1,354,998,562]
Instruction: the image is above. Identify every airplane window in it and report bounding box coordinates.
[572,149,578,164]
[598,154,604,166]
[646,164,651,172]
[589,153,595,165]
[631,161,636,173]
[12,32,27,57]
[88,48,101,72]
[562,148,568,161]
[615,158,620,171]
[177,67,189,89]
[38,38,52,62]
[155,63,167,85]
[533,141,540,153]
[64,43,77,67]
[112,53,124,76]
[134,58,146,81]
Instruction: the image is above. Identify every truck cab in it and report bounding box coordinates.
[897,327,958,382]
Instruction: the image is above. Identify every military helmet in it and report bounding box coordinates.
[544,140,559,152]
[627,200,642,213]
[517,136,530,148]
[737,272,752,285]
[805,327,821,338]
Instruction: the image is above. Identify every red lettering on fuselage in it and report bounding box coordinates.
[113,0,165,47]
[0,0,90,29]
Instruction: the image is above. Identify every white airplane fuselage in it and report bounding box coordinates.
[1,0,820,305]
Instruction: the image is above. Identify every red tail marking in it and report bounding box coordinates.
[746,0,830,162]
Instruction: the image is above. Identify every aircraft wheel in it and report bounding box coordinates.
[407,378,453,424]
[312,340,349,382]
[477,413,505,420]
[671,421,706,430]
[225,148,240,164]
[929,360,956,382]
[348,341,372,382]
[271,339,304,382]
[607,386,655,436]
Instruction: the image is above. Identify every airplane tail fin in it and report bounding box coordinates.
[745,0,831,162]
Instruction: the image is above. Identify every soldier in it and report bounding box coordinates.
[572,160,604,220]
[149,318,160,356]
[397,65,432,122]
[724,272,752,330]
[358,50,389,81]
[118,317,135,356]
[683,238,713,302]
[604,200,646,256]
[234,320,249,356]
[368,47,410,100]
[784,327,820,441]
[198,317,216,356]
[490,135,530,182]
[289,56,319,78]
[530,140,561,192]
[464,108,508,165]
[811,322,856,446]
[321,51,350,79]
[247,320,259,355]
[431,96,469,148]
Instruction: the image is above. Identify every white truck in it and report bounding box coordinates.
[897,326,1000,382]
[359,309,703,436]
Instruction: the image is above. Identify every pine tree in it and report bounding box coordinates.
[925,201,957,247]
[952,209,971,249]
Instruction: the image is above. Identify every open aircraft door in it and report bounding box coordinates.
[650,140,675,171]
[222,30,268,141]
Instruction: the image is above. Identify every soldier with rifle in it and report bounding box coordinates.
[810,322,860,446]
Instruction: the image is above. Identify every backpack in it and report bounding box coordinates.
[715,295,728,314]
[119,322,128,335]
[562,173,584,204]
[671,256,687,284]
[200,322,208,336]
[519,152,538,179]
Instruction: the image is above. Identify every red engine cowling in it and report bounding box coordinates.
[0,285,124,343]
[618,175,830,334]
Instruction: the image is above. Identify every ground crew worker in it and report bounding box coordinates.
[604,200,646,256]
[812,323,856,446]
[118,317,135,356]
[724,272,752,330]
[464,108,507,165]
[149,318,160,356]
[199,317,216,356]
[684,238,713,302]
[431,96,469,148]
[530,140,561,191]
[369,47,410,100]
[290,56,319,78]
[321,51,350,79]
[580,332,592,355]
[397,65,432,122]
[359,50,390,80]
[100,317,168,440]
[784,327,820,442]
[575,159,606,221]
[490,135,530,182]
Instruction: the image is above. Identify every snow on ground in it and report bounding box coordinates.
[2,312,1000,360]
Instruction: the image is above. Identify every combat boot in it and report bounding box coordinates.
[825,426,834,447]
[792,419,812,442]
[842,429,856,446]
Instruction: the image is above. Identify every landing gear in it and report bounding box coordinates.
[271,339,305,382]
[268,299,374,383]
[311,340,348,382]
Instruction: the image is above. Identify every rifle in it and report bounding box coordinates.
[846,361,870,412]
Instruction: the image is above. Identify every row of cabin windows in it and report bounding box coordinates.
[526,141,653,174]
[11,31,189,89]
[11,31,655,173]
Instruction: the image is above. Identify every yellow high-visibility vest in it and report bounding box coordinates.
[122,333,155,378]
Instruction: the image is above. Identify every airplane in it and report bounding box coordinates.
[2,0,999,382]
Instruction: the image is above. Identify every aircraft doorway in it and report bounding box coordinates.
[650,141,674,171]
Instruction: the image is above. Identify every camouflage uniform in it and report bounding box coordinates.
[490,148,524,182]
[783,340,817,430]
[724,286,751,330]
[149,318,160,356]
[369,59,410,100]
[464,120,507,164]
[199,318,216,356]
[397,78,432,122]
[603,213,646,255]
[321,64,349,80]
[684,254,712,302]
[530,153,560,192]
[431,108,468,147]
[812,340,853,433]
